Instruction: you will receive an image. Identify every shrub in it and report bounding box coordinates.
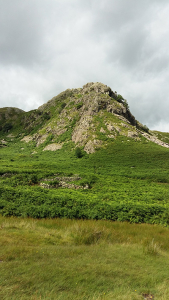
[29,174,38,185]
[75,147,83,158]
[43,112,50,120]
[61,102,66,109]
[48,180,59,186]
[116,94,124,103]
[123,99,129,110]
[80,174,98,188]
[77,94,82,98]
[76,102,83,110]
[58,102,66,114]
[136,122,149,133]
[142,125,149,133]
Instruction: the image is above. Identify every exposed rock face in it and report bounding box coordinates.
[82,82,113,96]
[141,132,169,148]
[40,182,88,189]
[40,176,89,190]
[84,139,103,154]
[43,143,63,151]
[128,131,139,138]
[107,102,126,115]
[72,116,92,144]
[21,134,48,146]
[36,134,48,147]
[1,139,7,145]
[21,136,33,143]
[17,82,169,153]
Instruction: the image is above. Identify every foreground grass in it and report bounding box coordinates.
[0,216,169,299]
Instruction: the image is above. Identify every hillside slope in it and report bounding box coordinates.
[1,82,169,152]
[1,83,169,224]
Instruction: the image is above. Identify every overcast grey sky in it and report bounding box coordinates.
[0,0,169,131]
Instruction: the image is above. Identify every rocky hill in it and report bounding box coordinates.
[1,82,169,152]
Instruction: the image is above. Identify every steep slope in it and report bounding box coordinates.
[0,82,169,152]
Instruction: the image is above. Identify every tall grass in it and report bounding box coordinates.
[1,216,169,299]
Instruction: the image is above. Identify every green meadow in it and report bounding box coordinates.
[1,217,169,299]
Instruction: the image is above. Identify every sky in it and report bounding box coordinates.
[0,0,169,132]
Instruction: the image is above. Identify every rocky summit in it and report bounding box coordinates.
[1,82,169,152]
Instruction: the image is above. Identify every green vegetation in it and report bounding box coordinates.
[2,122,13,132]
[136,122,149,133]
[1,82,169,298]
[43,112,50,120]
[0,216,169,299]
[58,102,67,113]
[0,135,169,224]
[116,94,124,102]
[76,101,83,109]
[75,147,83,158]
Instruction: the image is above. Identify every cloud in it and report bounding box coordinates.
[0,0,169,131]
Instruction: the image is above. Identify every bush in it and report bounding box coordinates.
[75,147,83,158]
[80,174,98,189]
[43,112,50,120]
[58,102,66,114]
[123,99,129,110]
[76,102,83,110]
[28,174,38,185]
[136,122,149,133]
[142,125,149,133]
[48,180,59,186]
[116,94,124,103]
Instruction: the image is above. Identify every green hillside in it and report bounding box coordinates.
[1,82,169,299]
[0,83,169,224]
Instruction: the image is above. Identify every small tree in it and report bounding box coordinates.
[123,99,129,110]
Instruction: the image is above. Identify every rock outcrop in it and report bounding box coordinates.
[5,82,168,153]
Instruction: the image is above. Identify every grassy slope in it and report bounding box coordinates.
[1,134,169,223]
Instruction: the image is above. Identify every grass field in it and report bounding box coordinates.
[1,216,169,299]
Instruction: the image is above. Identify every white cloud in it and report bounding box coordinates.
[0,0,169,131]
